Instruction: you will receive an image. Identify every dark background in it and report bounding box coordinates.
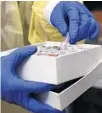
[84,1,102,11]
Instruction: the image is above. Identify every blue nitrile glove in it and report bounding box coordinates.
[44,1,100,44]
[1,46,64,113]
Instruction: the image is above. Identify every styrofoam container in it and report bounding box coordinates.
[35,61,102,110]
[18,42,102,84]
[1,42,102,85]
[1,42,102,111]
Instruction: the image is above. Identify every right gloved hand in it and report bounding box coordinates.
[1,46,64,113]
[44,1,100,44]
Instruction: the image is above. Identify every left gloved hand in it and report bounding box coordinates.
[44,1,100,44]
[1,46,64,113]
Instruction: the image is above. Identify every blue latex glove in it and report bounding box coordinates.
[1,46,64,113]
[50,1,100,44]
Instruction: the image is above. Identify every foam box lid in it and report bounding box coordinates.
[18,42,101,84]
[1,42,102,85]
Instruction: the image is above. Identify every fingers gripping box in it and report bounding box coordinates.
[18,42,102,85]
[1,42,102,110]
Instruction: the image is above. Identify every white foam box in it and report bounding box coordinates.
[36,61,102,110]
[18,42,102,85]
[1,42,101,85]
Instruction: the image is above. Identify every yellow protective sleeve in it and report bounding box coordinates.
[28,1,64,44]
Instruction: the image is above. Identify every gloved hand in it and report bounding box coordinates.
[45,1,100,44]
[1,46,64,113]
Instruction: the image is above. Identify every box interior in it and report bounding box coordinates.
[30,77,83,100]
[51,77,82,93]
